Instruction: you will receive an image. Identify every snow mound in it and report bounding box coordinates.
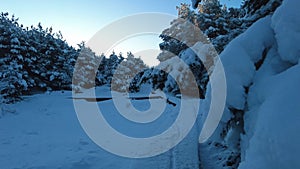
[239,0,300,168]
[271,0,300,64]
[239,62,300,169]
[220,16,274,109]
[199,1,300,168]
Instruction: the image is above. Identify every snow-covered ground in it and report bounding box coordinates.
[1,1,300,169]
[0,86,200,169]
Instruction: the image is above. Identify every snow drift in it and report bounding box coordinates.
[198,0,300,168]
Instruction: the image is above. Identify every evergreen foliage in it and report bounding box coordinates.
[111,52,148,92]
[0,13,77,102]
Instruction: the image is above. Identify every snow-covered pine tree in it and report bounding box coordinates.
[146,3,213,97]
[102,52,124,85]
[72,43,100,92]
[158,3,205,62]
[201,0,222,15]
[242,0,282,20]
[1,13,78,101]
[189,0,285,168]
[0,13,28,101]
[128,67,155,92]
[95,53,108,86]
[194,0,246,52]
[111,52,147,93]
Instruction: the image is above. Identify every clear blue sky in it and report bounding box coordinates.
[1,0,242,66]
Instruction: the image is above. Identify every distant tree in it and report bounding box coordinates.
[95,53,108,86]
[111,52,147,92]
[151,69,168,91]
[104,52,124,84]
[72,43,100,91]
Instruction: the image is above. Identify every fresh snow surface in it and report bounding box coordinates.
[0,86,200,169]
[238,0,300,168]
[220,16,274,110]
[239,56,300,169]
[271,0,300,64]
